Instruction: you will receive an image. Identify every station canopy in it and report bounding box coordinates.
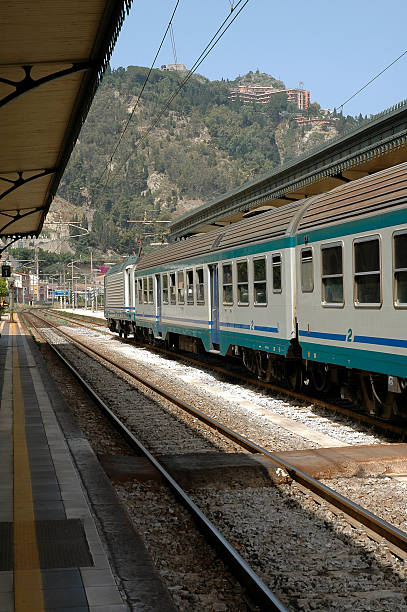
[0,0,132,244]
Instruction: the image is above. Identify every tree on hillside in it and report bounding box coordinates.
[57,66,366,255]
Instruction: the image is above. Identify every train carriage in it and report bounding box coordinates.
[104,255,138,333]
[295,163,407,415]
[131,200,304,374]
[105,162,407,418]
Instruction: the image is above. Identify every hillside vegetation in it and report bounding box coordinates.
[57,66,364,255]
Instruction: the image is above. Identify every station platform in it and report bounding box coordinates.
[0,316,174,612]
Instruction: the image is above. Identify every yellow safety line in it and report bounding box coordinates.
[12,319,45,611]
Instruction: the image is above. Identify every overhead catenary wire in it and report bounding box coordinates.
[95,0,181,190]
[98,0,249,195]
[338,48,407,111]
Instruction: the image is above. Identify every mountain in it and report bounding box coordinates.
[55,66,364,256]
[231,69,285,89]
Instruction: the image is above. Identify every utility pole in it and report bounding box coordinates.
[84,274,88,309]
[71,260,74,308]
[34,247,39,303]
[62,268,66,309]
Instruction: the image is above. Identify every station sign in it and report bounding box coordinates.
[54,290,69,296]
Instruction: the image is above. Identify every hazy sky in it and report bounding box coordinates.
[110,0,407,117]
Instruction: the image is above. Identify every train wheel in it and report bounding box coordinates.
[310,364,331,394]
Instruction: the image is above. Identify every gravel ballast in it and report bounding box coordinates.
[31,318,407,611]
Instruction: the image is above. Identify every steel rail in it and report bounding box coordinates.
[22,311,287,612]
[29,309,407,555]
[43,309,406,438]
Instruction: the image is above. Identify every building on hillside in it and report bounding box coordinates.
[229,84,310,110]
[293,115,337,126]
[161,63,187,72]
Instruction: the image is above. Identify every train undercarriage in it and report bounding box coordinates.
[108,318,407,421]
[239,345,407,421]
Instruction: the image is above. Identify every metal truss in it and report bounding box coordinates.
[0,61,93,107]
[0,169,55,201]
[0,206,44,237]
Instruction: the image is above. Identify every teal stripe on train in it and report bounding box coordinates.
[219,330,290,356]
[135,237,294,276]
[301,341,407,377]
[297,207,407,245]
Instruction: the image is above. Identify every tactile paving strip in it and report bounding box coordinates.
[0,519,93,570]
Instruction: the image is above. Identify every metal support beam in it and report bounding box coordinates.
[333,172,352,183]
[0,169,56,201]
[0,61,94,107]
[0,207,45,236]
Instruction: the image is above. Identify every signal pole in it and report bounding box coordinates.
[8,278,14,323]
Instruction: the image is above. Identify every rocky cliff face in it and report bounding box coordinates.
[54,67,360,254]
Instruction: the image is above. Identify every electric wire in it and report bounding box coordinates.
[101,0,248,191]
[100,0,249,193]
[338,48,407,111]
[95,0,180,190]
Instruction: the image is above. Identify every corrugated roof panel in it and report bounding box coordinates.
[298,162,407,231]
[137,201,304,271]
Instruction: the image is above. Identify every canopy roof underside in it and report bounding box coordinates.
[0,0,131,240]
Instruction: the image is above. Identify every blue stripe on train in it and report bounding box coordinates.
[300,329,407,349]
[354,335,407,349]
[299,330,347,341]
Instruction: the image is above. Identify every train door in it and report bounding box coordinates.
[125,268,131,315]
[156,274,162,335]
[209,264,220,347]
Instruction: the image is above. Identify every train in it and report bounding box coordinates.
[105,161,407,420]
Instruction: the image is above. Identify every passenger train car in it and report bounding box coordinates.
[105,162,407,419]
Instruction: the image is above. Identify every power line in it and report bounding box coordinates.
[101,0,249,192]
[95,0,181,190]
[338,48,407,112]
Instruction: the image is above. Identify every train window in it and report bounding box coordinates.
[354,237,381,305]
[253,258,267,305]
[186,270,194,304]
[148,277,154,303]
[162,274,169,304]
[177,271,185,304]
[222,263,233,305]
[394,232,407,306]
[237,261,249,305]
[301,249,314,292]
[196,268,205,304]
[321,244,343,305]
[137,278,143,303]
[169,273,176,304]
[272,254,282,292]
[143,277,148,303]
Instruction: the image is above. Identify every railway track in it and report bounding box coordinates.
[41,308,406,439]
[23,311,407,579]
[22,310,286,611]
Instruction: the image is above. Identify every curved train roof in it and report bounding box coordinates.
[298,161,407,232]
[136,161,407,271]
[136,200,306,270]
